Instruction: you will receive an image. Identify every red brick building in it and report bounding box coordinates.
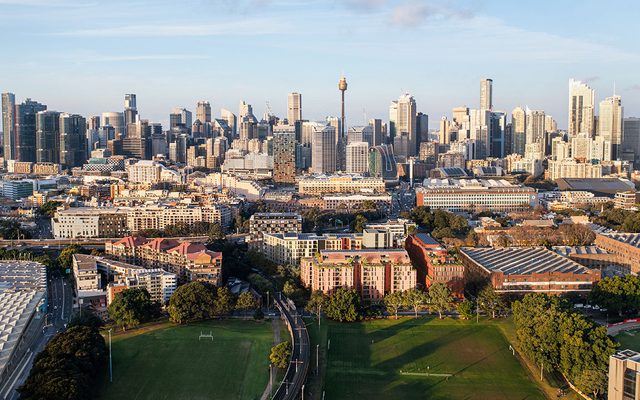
[405,233,465,298]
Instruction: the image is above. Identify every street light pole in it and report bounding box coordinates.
[108,328,113,383]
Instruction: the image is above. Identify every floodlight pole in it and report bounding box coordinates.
[108,328,113,383]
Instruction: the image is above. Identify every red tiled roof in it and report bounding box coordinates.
[186,250,222,262]
[167,241,208,256]
[111,236,150,248]
[142,238,181,252]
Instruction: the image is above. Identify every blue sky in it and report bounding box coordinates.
[0,0,638,129]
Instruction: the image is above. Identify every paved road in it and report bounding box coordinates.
[0,275,73,400]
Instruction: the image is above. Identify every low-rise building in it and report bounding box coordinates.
[52,207,128,238]
[416,178,537,213]
[459,246,600,294]
[609,349,640,400]
[249,212,302,241]
[300,249,416,302]
[297,174,385,195]
[615,191,640,210]
[594,233,640,274]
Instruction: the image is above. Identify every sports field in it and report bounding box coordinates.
[308,318,545,400]
[616,328,640,352]
[99,320,273,400]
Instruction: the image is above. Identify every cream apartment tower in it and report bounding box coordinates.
[599,95,623,160]
[568,78,595,137]
[287,92,302,123]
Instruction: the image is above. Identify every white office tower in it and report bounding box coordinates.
[568,79,595,137]
[239,100,256,122]
[590,135,612,162]
[525,108,545,150]
[598,95,623,160]
[469,109,490,159]
[287,92,302,123]
[311,125,336,174]
[389,93,417,159]
[221,109,237,137]
[347,126,374,146]
[480,78,493,111]
[346,142,370,174]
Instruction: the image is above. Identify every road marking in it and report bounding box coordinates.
[61,280,66,321]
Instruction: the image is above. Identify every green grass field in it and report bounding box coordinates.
[616,329,640,352]
[307,318,545,400]
[98,320,273,400]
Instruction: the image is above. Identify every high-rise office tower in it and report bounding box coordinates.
[525,109,546,150]
[452,106,469,125]
[416,112,429,153]
[239,101,256,122]
[439,117,451,145]
[327,116,345,171]
[196,101,212,123]
[368,118,385,146]
[346,141,369,174]
[60,113,87,168]
[469,109,490,159]
[170,108,192,131]
[287,92,302,123]
[15,99,47,162]
[489,111,506,158]
[311,125,337,174]
[568,79,595,137]
[2,93,16,160]
[511,107,526,155]
[102,112,125,137]
[389,93,417,159]
[273,127,297,184]
[124,94,138,130]
[599,95,623,160]
[347,126,374,146]
[622,117,640,166]
[88,116,100,130]
[480,79,493,111]
[36,110,61,163]
[545,115,557,133]
[221,109,237,138]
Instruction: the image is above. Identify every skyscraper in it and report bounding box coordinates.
[124,94,138,130]
[525,108,546,150]
[196,101,212,123]
[599,95,623,159]
[311,125,336,174]
[622,117,640,166]
[287,92,302,123]
[221,109,237,138]
[346,141,369,174]
[368,118,385,146]
[273,126,297,184]
[389,93,417,159]
[35,110,61,163]
[416,112,429,153]
[480,79,493,111]
[2,93,15,160]
[60,113,87,168]
[15,99,47,162]
[568,79,595,137]
[102,112,125,137]
[511,107,526,155]
[170,108,192,131]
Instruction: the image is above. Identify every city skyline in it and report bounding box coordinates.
[1,0,639,127]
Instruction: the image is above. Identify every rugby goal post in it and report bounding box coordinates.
[199,331,214,341]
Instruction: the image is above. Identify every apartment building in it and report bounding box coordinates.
[609,349,640,400]
[52,207,128,238]
[248,212,302,241]
[300,249,416,302]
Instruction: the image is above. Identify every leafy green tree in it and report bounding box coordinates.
[58,244,86,271]
[403,289,428,318]
[213,286,235,316]
[384,291,405,319]
[235,292,260,311]
[428,283,452,319]
[269,341,292,369]
[283,280,297,297]
[208,223,225,242]
[326,287,361,322]
[38,200,63,217]
[107,288,157,330]
[574,369,607,399]
[477,285,504,319]
[590,275,640,316]
[0,219,32,240]
[352,214,368,233]
[68,309,103,329]
[306,290,327,315]
[456,299,474,320]
[168,281,216,324]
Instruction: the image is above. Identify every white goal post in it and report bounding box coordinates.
[199,331,214,341]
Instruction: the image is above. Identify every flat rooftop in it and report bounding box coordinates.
[460,247,593,275]
[556,178,635,195]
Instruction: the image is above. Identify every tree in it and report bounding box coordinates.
[384,291,405,319]
[574,368,607,399]
[352,214,368,234]
[477,285,504,319]
[326,287,361,322]
[58,244,86,271]
[559,224,595,246]
[68,309,102,329]
[428,283,452,319]
[456,299,474,320]
[0,219,32,240]
[403,289,428,318]
[306,290,327,316]
[108,288,157,330]
[38,200,63,217]
[213,286,235,316]
[235,292,260,311]
[269,341,292,369]
[208,223,225,242]
[590,275,640,316]
[168,281,216,324]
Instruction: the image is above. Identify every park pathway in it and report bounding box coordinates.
[260,318,282,400]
